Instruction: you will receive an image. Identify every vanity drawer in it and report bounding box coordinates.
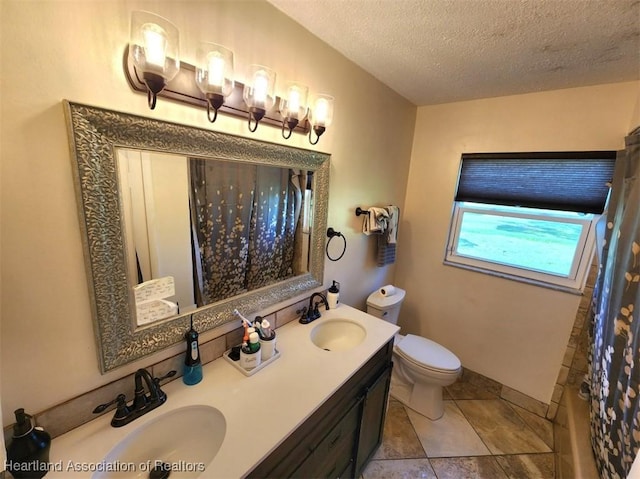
[291,398,360,479]
[316,432,358,479]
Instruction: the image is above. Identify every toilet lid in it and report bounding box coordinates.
[396,334,461,372]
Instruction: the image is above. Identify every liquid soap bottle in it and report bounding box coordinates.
[6,408,51,478]
[183,316,203,385]
[327,280,340,309]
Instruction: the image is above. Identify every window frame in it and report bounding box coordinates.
[443,151,616,293]
[444,203,599,293]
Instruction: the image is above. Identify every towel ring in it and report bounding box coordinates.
[326,227,347,262]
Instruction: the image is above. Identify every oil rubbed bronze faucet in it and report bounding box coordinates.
[93,368,176,427]
[299,292,330,324]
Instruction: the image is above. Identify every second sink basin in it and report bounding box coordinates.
[310,319,366,351]
[94,405,226,479]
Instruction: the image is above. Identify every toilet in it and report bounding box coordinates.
[366,286,461,420]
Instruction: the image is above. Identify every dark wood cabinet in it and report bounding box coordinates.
[355,361,392,474]
[246,339,393,479]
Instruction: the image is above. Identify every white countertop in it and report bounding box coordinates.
[46,304,399,478]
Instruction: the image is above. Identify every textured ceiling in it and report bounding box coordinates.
[267,0,640,106]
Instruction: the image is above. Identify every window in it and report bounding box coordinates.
[445,151,617,292]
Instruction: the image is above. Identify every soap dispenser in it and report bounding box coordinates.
[6,408,51,478]
[327,280,340,309]
[183,316,203,385]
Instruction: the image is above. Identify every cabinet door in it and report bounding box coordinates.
[355,362,392,474]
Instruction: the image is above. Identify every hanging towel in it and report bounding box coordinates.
[377,235,396,266]
[386,205,399,244]
[363,207,389,235]
[377,205,400,266]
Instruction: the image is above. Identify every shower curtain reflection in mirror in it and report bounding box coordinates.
[117,149,313,325]
[189,159,309,306]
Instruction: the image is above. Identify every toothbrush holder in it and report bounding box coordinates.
[260,333,277,361]
[239,348,261,370]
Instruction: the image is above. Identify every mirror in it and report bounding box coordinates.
[117,150,316,325]
[64,101,329,372]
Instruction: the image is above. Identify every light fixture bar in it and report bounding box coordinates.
[123,46,310,134]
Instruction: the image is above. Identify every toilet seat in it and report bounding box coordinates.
[395,334,461,373]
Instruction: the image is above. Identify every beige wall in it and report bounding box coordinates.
[398,81,640,403]
[0,0,415,422]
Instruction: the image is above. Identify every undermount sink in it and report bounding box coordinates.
[310,319,366,351]
[93,405,226,479]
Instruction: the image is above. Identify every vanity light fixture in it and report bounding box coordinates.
[308,94,334,145]
[242,65,277,132]
[129,11,180,110]
[195,43,234,123]
[279,82,309,139]
[124,11,333,144]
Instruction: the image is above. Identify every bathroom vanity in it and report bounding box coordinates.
[45,305,399,478]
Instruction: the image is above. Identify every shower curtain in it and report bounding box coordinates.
[589,127,640,479]
[244,165,299,289]
[189,159,300,306]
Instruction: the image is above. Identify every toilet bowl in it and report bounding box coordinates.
[392,334,461,419]
[366,287,461,420]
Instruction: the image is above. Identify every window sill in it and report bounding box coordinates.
[443,259,585,296]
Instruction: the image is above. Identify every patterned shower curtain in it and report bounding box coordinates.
[189,159,300,306]
[589,128,640,479]
[245,165,300,289]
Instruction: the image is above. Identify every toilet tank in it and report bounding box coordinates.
[366,287,406,325]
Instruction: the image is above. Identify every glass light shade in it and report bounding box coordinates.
[243,64,276,111]
[129,11,180,81]
[195,43,234,97]
[309,94,334,128]
[280,82,309,120]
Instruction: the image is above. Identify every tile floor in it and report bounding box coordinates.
[362,381,555,479]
